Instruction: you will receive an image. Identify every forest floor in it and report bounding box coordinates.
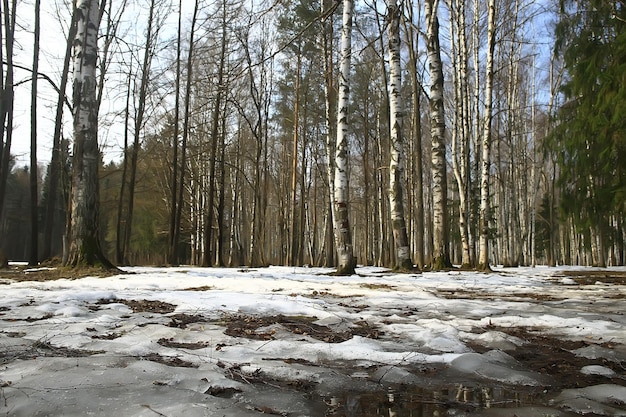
[0,265,624,416]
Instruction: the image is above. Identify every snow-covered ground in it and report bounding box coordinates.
[0,265,624,416]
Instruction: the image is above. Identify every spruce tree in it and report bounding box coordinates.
[551,0,626,237]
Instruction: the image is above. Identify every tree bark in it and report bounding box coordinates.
[477,0,496,271]
[387,0,414,271]
[425,0,451,270]
[321,0,336,267]
[29,0,41,266]
[448,0,472,268]
[333,0,356,275]
[405,0,425,269]
[167,0,183,265]
[0,0,17,226]
[202,0,227,266]
[65,0,114,269]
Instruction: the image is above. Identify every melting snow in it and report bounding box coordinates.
[0,265,624,416]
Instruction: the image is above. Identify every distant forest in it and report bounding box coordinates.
[0,0,624,269]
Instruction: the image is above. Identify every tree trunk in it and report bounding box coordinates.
[322,0,336,267]
[177,0,199,265]
[65,0,113,269]
[116,67,132,264]
[405,0,425,269]
[478,0,496,271]
[29,0,41,266]
[333,0,356,275]
[387,0,413,271]
[167,0,183,265]
[425,0,451,270]
[448,0,472,268]
[289,51,302,266]
[202,0,227,266]
[0,0,17,227]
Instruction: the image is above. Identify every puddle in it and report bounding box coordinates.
[323,384,563,416]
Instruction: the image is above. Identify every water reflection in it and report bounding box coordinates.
[324,384,545,416]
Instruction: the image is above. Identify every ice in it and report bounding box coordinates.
[450,351,546,386]
[581,365,617,377]
[554,384,626,416]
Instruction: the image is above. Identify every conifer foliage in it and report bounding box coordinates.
[551,0,626,261]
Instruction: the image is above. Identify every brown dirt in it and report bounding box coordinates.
[558,269,626,285]
[468,326,626,391]
[0,264,122,282]
[222,314,382,343]
[95,298,177,314]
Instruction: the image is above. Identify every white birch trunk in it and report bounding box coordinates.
[426,0,451,270]
[478,0,496,270]
[448,0,472,268]
[387,0,413,270]
[333,0,356,274]
[66,0,112,268]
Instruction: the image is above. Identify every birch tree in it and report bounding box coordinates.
[448,0,472,268]
[333,0,356,275]
[425,0,451,270]
[65,0,113,268]
[387,0,413,271]
[404,0,425,269]
[478,0,497,270]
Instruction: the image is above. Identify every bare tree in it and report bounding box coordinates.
[167,0,183,265]
[387,0,414,271]
[447,0,473,268]
[404,0,425,269]
[28,0,41,266]
[477,0,496,271]
[202,0,228,267]
[0,0,17,229]
[333,0,356,275]
[65,0,114,268]
[425,0,451,270]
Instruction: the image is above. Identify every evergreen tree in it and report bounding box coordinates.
[551,0,626,242]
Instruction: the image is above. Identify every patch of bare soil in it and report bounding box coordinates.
[469,327,626,391]
[140,352,197,368]
[0,340,104,365]
[167,313,208,328]
[106,299,177,314]
[222,314,382,343]
[558,269,626,285]
[436,289,566,301]
[3,313,54,322]
[0,264,122,282]
[181,285,214,291]
[157,338,210,350]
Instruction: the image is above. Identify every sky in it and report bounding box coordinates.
[0,265,624,416]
